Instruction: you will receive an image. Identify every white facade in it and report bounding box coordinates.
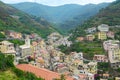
[0,41,16,54]
[98,24,109,32]
[85,27,96,33]
[108,48,120,68]
[19,36,32,57]
[103,40,120,51]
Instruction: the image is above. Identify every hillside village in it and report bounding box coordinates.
[0,23,120,80]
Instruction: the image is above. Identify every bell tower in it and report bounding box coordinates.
[25,35,30,46]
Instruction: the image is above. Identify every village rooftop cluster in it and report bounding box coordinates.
[0,24,120,80]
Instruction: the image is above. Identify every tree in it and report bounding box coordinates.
[0,53,6,70]
[6,55,14,67]
[60,74,66,80]
[54,74,66,80]
[0,53,14,70]
[0,32,5,38]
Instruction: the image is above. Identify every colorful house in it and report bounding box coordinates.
[0,40,16,55]
[77,37,84,41]
[86,62,97,74]
[107,31,115,39]
[103,40,120,51]
[98,32,107,40]
[97,24,109,32]
[115,77,120,80]
[5,30,22,39]
[108,48,120,69]
[93,55,108,62]
[86,34,95,41]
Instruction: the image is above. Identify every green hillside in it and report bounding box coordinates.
[0,70,19,80]
[0,1,56,38]
[0,53,43,80]
[70,0,120,40]
[11,2,109,32]
[59,0,120,59]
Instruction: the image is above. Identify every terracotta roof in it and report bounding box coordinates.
[32,41,38,46]
[16,64,73,80]
[79,74,87,79]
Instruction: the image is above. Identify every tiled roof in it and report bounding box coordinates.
[1,40,13,45]
[16,64,73,80]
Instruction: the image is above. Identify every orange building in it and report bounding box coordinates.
[77,37,84,41]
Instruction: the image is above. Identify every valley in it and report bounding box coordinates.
[0,0,120,80]
[11,2,109,32]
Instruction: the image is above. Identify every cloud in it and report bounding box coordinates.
[1,0,115,6]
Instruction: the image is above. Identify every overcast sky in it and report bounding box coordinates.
[1,0,115,6]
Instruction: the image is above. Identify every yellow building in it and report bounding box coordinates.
[115,77,120,80]
[38,40,46,49]
[114,48,120,60]
[108,48,120,69]
[0,31,5,35]
[87,62,97,74]
[86,34,95,41]
[31,41,39,54]
[16,33,22,39]
[73,59,83,67]
[77,37,84,41]
[98,32,107,40]
[0,41,16,54]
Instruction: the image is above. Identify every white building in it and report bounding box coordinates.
[87,73,95,80]
[0,41,16,55]
[98,24,109,32]
[47,32,62,42]
[103,40,120,51]
[85,27,96,33]
[19,36,32,57]
[70,52,83,60]
[57,37,72,47]
[108,48,120,68]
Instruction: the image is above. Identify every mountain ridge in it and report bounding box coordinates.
[70,0,120,40]
[11,2,110,32]
[0,1,56,38]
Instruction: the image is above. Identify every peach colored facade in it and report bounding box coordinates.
[0,41,16,54]
[107,31,114,38]
[86,35,95,41]
[93,55,108,62]
[8,31,22,39]
[77,37,84,41]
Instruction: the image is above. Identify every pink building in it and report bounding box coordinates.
[93,55,108,62]
[6,30,22,39]
[107,31,114,39]
[103,40,120,51]
[79,74,87,80]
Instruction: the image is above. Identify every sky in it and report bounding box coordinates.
[1,0,115,6]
